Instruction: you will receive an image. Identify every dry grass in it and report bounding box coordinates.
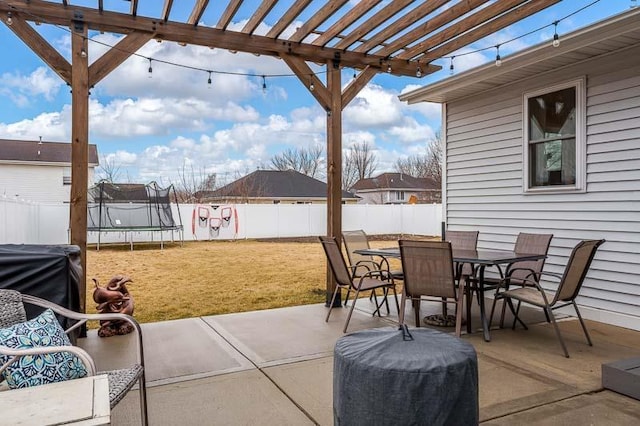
[85,237,422,324]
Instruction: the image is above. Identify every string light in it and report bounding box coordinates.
[80,48,87,58]
[262,75,267,94]
[416,66,422,78]
[353,69,357,80]
[6,12,13,26]
[495,45,502,67]
[207,71,212,88]
[309,75,315,92]
[386,64,392,73]
[440,0,601,75]
[148,58,153,78]
[552,21,560,47]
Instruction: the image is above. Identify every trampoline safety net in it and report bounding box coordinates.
[87,182,183,247]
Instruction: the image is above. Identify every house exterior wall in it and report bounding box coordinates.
[0,163,95,203]
[444,44,640,329]
[355,190,439,204]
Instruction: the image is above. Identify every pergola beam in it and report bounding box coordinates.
[129,0,138,17]
[188,0,209,26]
[355,0,450,54]
[4,12,71,84]
[0,1,436,77]
[281,54,330,110]
[265,0,311,39]
[289,0,349,43]
[400,0,530,60]
[88,31,154,87]
[334,0,414,50]
[161,0,173,22]
[417,0,561,63]
[312,0,381,47]
[217,0,242,30]
[242,0,277,35]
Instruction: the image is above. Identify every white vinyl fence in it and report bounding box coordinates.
[0,197,442,245]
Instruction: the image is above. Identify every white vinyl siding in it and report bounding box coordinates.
[444,44,640,329]
[0,164,96,203]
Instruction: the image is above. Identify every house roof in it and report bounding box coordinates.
[202,170,357,200]
[351,173,438,192]
[400,7,640,104]
[0,139,99,165]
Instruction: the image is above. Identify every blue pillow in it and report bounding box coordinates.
[0,308,87,389]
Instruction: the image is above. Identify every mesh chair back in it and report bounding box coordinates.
[510,233,553,282]
[555,240,605,302]
[445,230,478,276]
[320,236,354,287]
[342,230,374,269]
[399,240,457,299]
[0,290,27,328]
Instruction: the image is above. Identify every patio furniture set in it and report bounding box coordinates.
[321,229,605,358]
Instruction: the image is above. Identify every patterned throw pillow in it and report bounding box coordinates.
[0,308,88,389]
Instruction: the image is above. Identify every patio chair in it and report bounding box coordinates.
[494,239,605,357]
[320,236,399,333]
[488,232,554,327]
[443,230,479,318]
[398,240,465,336]
[342,230,403,280]
[0,289,148,425]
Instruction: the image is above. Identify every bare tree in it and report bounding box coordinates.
[173,162,217,203]
[96,155,122,183]
[270,145,324,179]
[342,141,378,190]
[394,133,443,185]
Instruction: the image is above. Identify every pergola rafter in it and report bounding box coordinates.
[0,0,560,310]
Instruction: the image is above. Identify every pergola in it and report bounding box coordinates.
[0,0,559,311]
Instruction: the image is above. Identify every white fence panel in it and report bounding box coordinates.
[1,198,443,245]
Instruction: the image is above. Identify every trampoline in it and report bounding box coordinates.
[87,181,184,250]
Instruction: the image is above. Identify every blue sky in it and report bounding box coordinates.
[0,0,634,186]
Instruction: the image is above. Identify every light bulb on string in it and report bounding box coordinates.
[207,71,212,88]
[495,45,502,67]
[449,56,455,75]
[262,75,267,94]
[387,64,392,73]
[80,48,87,58]
[148,58,153,79]
[6,12,12,26]
[552,21,560,47]
[416,66,422,78]
[353,69,357,80]
[309,76,315,92]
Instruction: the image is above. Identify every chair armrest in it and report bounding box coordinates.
[0,344,97,376]
[21,294,145,368]
[358,269,394,284]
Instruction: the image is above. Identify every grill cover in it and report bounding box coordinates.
[334,327,478,425]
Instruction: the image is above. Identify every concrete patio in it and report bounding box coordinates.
[78,298,640,425]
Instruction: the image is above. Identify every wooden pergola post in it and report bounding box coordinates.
[70,21,89,314]
[325,60,342,306]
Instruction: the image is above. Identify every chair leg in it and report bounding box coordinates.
[343,289,351,306]
[326,285,342,322]
[455,283,465,337]
[546,307,570,358]
[391,286,400,314]
[509,299,528,330]
[344,289,361,333]
[489,295,498,329]
[465,280,472,334]
[399,292,407,326]
[139,373,149,426]
[413,299,421,327]
[572,301,593,346]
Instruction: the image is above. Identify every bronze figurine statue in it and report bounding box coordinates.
[92,275,135,337]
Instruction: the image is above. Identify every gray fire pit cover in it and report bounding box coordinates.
[334,327,478,426]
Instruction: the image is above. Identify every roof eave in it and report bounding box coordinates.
[399,7,640,104]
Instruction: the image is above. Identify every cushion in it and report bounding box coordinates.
[0,308,87,389]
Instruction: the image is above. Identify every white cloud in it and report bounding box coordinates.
[0,67,64,106]
[386,117,435,144]
[344,84,404,128]
[0,109,69,141]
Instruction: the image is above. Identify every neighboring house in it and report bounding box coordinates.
[400,9,640,330]
[0,139,99,203]
[351,173,441,204]
[198,169,358,204]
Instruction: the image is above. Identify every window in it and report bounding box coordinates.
[394,191,405,201]
[62,167,72,185]
[523,78,585,192]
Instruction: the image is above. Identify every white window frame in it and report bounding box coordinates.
[522,77,586,193]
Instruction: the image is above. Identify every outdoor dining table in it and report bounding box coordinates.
[354,247,547,342]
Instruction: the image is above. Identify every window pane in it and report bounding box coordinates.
[529,138,576,186]
[528,87,576,141]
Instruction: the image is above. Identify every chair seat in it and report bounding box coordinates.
[356,277,394,292]
[102,364,144,408]
[502,287,554,308]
